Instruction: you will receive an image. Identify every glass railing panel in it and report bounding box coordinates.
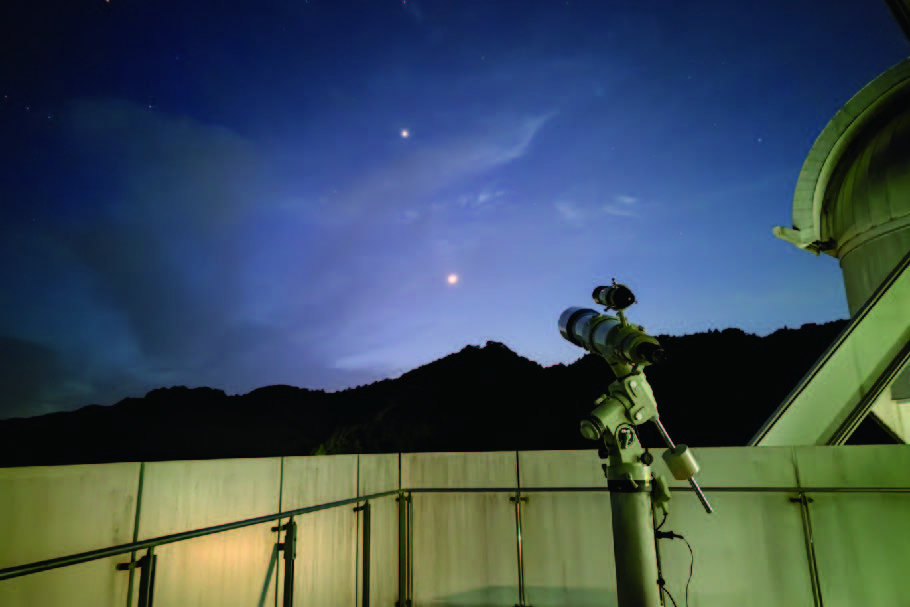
[0,462,142,569]
[150,521,277,607]
[356,454,400,607]
[290,506,357,607]
[138,458,282,540]
[0,556,129,607]
[411,491,519,607]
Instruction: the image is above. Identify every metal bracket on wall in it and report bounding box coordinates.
[117,547,157,607]
[272,517,297,607]
[510,494,532,607]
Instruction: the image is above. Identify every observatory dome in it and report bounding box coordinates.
[775,58,910,314]
[775,57,910,403]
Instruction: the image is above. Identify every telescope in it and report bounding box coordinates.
[559,279,712,607]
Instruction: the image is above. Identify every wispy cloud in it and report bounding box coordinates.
[557,192,641,224]
[457,187,509,209]
[601,193,639,216]
[310,110,557,227]
[555,201,584,226]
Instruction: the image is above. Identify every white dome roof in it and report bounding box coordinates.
[775,57,910,258]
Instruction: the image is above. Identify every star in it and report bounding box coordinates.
[447,274,458,285]
[401,129,409,138]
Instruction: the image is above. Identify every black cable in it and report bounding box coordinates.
[651,503,666,607]
[654,529,696,607]
[681,536,694,607]
[656,508,668,531]
[661,585,679,607]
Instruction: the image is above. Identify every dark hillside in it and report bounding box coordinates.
[0,318,896,467]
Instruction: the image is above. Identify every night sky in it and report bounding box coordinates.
[1,0,907,419]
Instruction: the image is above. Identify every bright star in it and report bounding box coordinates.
[401,129,409,138]
[447,274,458,285]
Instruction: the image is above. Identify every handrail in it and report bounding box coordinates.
[0,489,399,582]
[405,485,910,493]
[3,483,910,582]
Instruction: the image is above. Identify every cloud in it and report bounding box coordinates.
[0,336,67,419]
[601,193,639,216]
[51,103,274,365]
[456,187,508,210]
[54,100,555,401]
[0,98,387,416]
[555,201,584,226]
[294,110,558,312]
[556,191,642,224]
[309,110,556,227]
[62,98,275,233]
[602,205,636,217]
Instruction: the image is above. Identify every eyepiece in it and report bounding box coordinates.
[636,342,666,365]
[593,283,636,310]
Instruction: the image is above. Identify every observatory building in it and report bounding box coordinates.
[756,54,910,446]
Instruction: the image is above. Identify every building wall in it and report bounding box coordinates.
[2,446,910,607]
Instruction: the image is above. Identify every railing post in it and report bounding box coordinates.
[364,502,371,607]
[790,493,823,607]
[137,548,157,607]
[396,491,411,607]
[510,494,531,607]
[117,546,157,607]
[354,501,372,607]
[273,517,296,607]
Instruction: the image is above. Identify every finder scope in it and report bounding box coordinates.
[592,282,636,310]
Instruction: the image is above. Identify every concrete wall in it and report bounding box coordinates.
[2,446,910,607]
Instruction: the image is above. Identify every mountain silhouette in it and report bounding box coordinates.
[0,319,896,467]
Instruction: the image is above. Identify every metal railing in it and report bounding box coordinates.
[0,488,399,607]
[3,483,909,607]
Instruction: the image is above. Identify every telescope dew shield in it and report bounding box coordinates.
[558,307,596,348]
